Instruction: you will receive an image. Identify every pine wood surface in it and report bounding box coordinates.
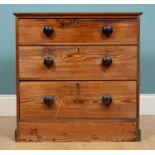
[20,81,137,119]
[0,116,154,150]
[18,18,138,45]
[15,12,142,142]
[19,46,137,80]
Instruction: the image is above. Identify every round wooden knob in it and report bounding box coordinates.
[103,25,113,37]
[43,26,54,37]
[44,95,54,106]
[102,95,112,106]
[102,56,112,67]
[44,57,54,68]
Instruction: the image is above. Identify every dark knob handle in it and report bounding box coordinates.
[102,25,113,37]
[44,95,54,106]
[44,57,54,68]
[102,56,112,67]
[102,95,112,106]
[43,26,54,37]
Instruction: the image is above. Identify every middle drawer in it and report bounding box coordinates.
[19,46,137,80]
[20,81,137,119]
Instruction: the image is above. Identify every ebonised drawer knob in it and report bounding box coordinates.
[44,95,54,106]
[44,57,54,68]
[43,26,54,37]
[102,56,112,67]
[102,25,113,37]
[102,95,112,106]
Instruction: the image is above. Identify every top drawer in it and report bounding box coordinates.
[18,18,138,45]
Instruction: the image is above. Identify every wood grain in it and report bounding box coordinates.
[136,16,140,132]
[18,19,138,45]
[7,116,155,150]
[14,12,143,18]
[15,16,20,142]
[19,46,137,80]
[15,12,142,142]
[18,120,138,142]
[20,81,137,119]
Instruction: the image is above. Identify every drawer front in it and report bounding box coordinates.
[18,19,138,45]
[20,81,136,119]
[19,120,138,141]
[19,46,137,80]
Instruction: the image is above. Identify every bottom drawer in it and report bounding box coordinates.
[18,120,138,141]
[20,81,137,119]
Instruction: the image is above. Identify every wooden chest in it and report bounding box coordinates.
[14,12,142,141]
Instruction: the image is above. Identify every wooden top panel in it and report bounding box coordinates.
[14,12,143,18]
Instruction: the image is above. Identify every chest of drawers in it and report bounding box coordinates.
[14,12,142,141]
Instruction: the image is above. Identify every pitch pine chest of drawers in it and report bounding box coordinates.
[14,12,142,141]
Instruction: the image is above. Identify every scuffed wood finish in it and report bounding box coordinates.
[3,116,155,150]
[15,16,20,142]
[20,81,137,119]
[19,46,137,80]
[19,120,138,142]
[15,12,142,142]
[18,19,138,45]
[14,12,143,18]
